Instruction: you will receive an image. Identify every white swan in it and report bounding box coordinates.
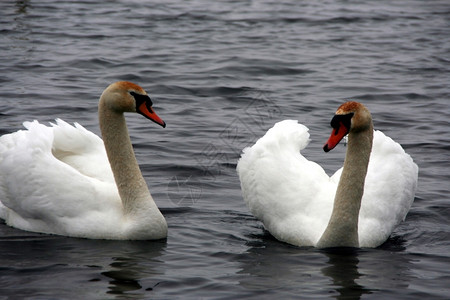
[0,81,168,240]
[237,101,418,248]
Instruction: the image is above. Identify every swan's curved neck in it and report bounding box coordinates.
[98,100,154,215]
[317,123,373,248]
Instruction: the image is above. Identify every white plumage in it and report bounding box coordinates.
[0,81,167,239]
[0,120,121,237]
[237,119,418,247]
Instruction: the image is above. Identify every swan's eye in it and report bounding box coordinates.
[130,91,153,106]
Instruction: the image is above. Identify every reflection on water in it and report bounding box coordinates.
[235,231,416,299]
[100,241,167,297]
[236,232,328,296]
[103,257,146,295]
[321,248,371,300]
[15,0,29,14]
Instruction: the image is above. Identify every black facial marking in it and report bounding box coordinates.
[130,91,153,107]
[330,112,354,135]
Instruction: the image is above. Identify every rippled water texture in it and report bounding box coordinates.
[0,1,449,299]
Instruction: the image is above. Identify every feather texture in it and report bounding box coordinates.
[237,119,418,247]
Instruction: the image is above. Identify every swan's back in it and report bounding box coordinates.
[0,120,121,237]
[358,130,418,246]
[237,120,336,246]
[50,119,114,182]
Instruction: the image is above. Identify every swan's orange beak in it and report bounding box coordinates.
[323,122,349,152]
[323,112,354,152]
[137,102,166,128]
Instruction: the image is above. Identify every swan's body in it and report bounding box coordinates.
[0,81,168,240]
[237,102,418,248]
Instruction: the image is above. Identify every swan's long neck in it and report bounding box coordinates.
[98,101,155,215]
[317,123,373,248]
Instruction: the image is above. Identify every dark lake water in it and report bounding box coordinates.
[1,0,449,299]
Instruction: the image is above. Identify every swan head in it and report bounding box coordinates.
[323,101,372,152]
[100,81,166,128]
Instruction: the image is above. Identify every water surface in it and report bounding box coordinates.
[0,1,449,299]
